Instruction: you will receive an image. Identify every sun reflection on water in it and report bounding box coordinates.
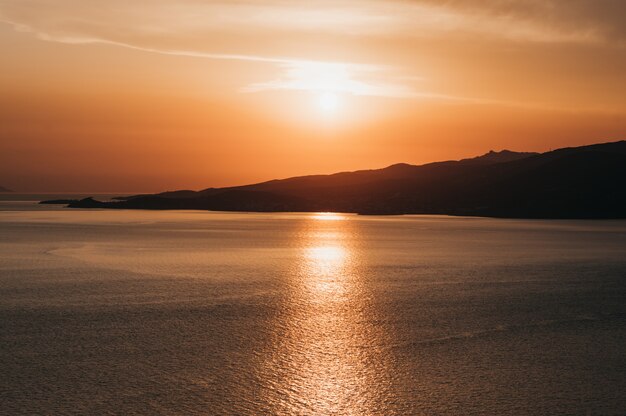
[311,212,347,221]
[304,245,348,298]
[258,212,393,414]
[306,245,346,262]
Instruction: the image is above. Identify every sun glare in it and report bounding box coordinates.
[317,92,340,113]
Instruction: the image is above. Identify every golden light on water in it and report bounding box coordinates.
[306,245,346,262]
[258,213,394,414]
[304,244,348,298]
[311,212,347,221]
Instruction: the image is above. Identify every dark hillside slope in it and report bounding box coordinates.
[62,141,626,218]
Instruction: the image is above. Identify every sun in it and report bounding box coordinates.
[317,91,340,113]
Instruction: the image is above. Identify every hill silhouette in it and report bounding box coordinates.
[60,141,626,218]
[0,185,12,193]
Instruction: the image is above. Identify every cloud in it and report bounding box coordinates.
[397,0,626,44]
[1,1,623,51]
[0,13,427,99]
[0,1,430,99]
[0,0,622,102]
[242,61,419,98]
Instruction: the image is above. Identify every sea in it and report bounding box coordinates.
[1,196,625,415]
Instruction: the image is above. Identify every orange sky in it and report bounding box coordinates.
[0,0,624,192]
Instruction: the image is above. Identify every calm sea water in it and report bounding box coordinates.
[1,199,625,415]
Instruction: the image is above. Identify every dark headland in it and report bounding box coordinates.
[49,140,626,219]
[0,185,12,193]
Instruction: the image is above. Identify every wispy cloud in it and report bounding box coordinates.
[242,61,422,99]
[1,0,619,46]
[0,2,427,100]
[0,15,428,100]
[404,0,626,45]
[1,0,622,103]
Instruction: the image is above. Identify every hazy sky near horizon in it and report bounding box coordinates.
[1,0,625,192]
